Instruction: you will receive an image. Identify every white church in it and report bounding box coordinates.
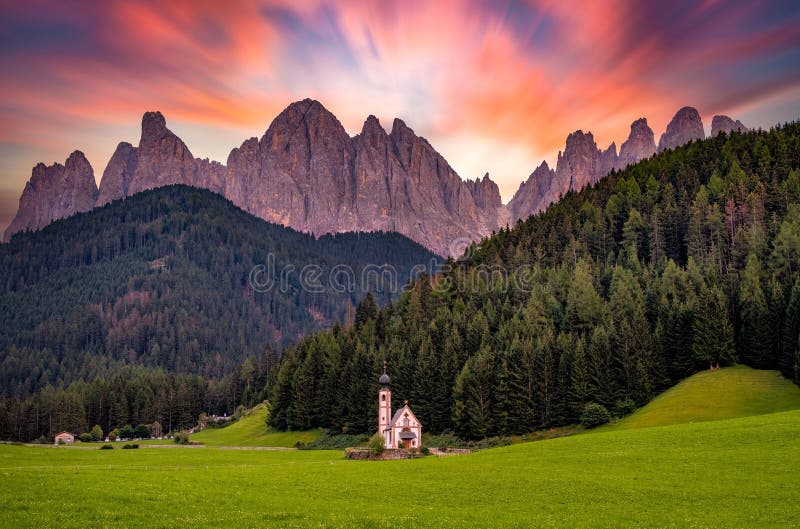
[377,368,422,449]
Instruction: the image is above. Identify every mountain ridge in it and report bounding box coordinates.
[4,100,749,253]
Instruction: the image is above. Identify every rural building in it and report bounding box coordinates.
[377,368,422,449]
[54,432,75,445]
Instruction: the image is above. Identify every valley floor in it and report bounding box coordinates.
[2,409,799,528]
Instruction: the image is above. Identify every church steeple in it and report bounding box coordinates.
[378,361,392,447]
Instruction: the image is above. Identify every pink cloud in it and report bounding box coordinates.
[0,0,798,219]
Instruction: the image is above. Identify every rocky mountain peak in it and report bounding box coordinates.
[658,106,704,152]
[711,115,747,137]
[617,117,656,170]
[467,173,502,210]
[508,161,555,222]
[140,111,169,144]
[360,114,387,142]
[557,130,600,191]
[3,150,98,241]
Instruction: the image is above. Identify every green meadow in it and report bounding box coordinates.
[3,367,800,528]
[189,405,321,447]
[1,409,798,528]
[604,365,800,431]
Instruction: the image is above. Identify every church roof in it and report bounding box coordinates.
[388,404,422,428]
[399,431,417,440]
[379,372,391,385]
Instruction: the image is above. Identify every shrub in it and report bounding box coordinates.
[614,398,637,417]
[368,433,385,455]
[32,435,48,445]
[581,403,611,429]
[173,431,191,445]
[90,424,104,442]
[118,424,135,440]
[79,432,93,443]
[134,424,150,439]
[99,444,114,450]
[122,444,139,449]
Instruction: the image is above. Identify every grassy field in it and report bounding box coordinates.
[2,409,799,528]
[189,405,321,447]
[604,366,800,431]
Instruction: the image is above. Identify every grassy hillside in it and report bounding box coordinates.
[190,406,320,447]
[2,409,799,528]
[605,366,800,431]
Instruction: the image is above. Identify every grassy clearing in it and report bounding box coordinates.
[189,405,320,447]
[2,409,799,528]
[604,366,800,431]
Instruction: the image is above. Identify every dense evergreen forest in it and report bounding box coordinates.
[267,123,800,438]
[2,124,799,442]
[0,186,437,398]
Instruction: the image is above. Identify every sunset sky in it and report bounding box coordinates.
[1,0,799,232]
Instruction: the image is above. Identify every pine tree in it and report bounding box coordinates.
[781,280,800,381]
[737,254,770,367]
[692,287,737,369]
[452,347,494,439]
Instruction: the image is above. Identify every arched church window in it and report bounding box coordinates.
[381,394,386,401]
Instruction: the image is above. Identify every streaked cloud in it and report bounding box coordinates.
[1,0,799,231]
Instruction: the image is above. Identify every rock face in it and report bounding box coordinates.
[223,99,503,256]
[6,100,748,254]
[658,107,705,152]
[97,112,225,207]
[10,100,501,255]
[4,151,98,241]
[510,109,711,223]
[711,115,747,137]
[598,143,618,180]
[508,161,555,221]
[617,118,656,170]
[97,142,137,206]
[467,173,502,210]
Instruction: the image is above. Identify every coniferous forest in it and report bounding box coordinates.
[0,186,438,440]
[267,123,800,438]
[2,124,800,441]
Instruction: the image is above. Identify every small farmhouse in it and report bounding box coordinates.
[377,368,422,449]
[54,432,75,445]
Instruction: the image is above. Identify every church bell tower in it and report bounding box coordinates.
[378,362,392,446]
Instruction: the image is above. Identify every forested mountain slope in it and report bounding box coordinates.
[269,123,800,438]
[0,185,437,398]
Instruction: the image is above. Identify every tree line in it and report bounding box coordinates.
[1,124,799,441]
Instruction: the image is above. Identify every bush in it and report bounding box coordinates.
[79,432,93,443]
[32,435,48,445]
[368,433,385,455]
[134,424,150,439]
[118,424,135,440]
[614,398,636,417]
[90,424,104,442]
[581,403,611,429]
[99,444,114,450]
[173,431,191,444]
[122,444,139,449]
